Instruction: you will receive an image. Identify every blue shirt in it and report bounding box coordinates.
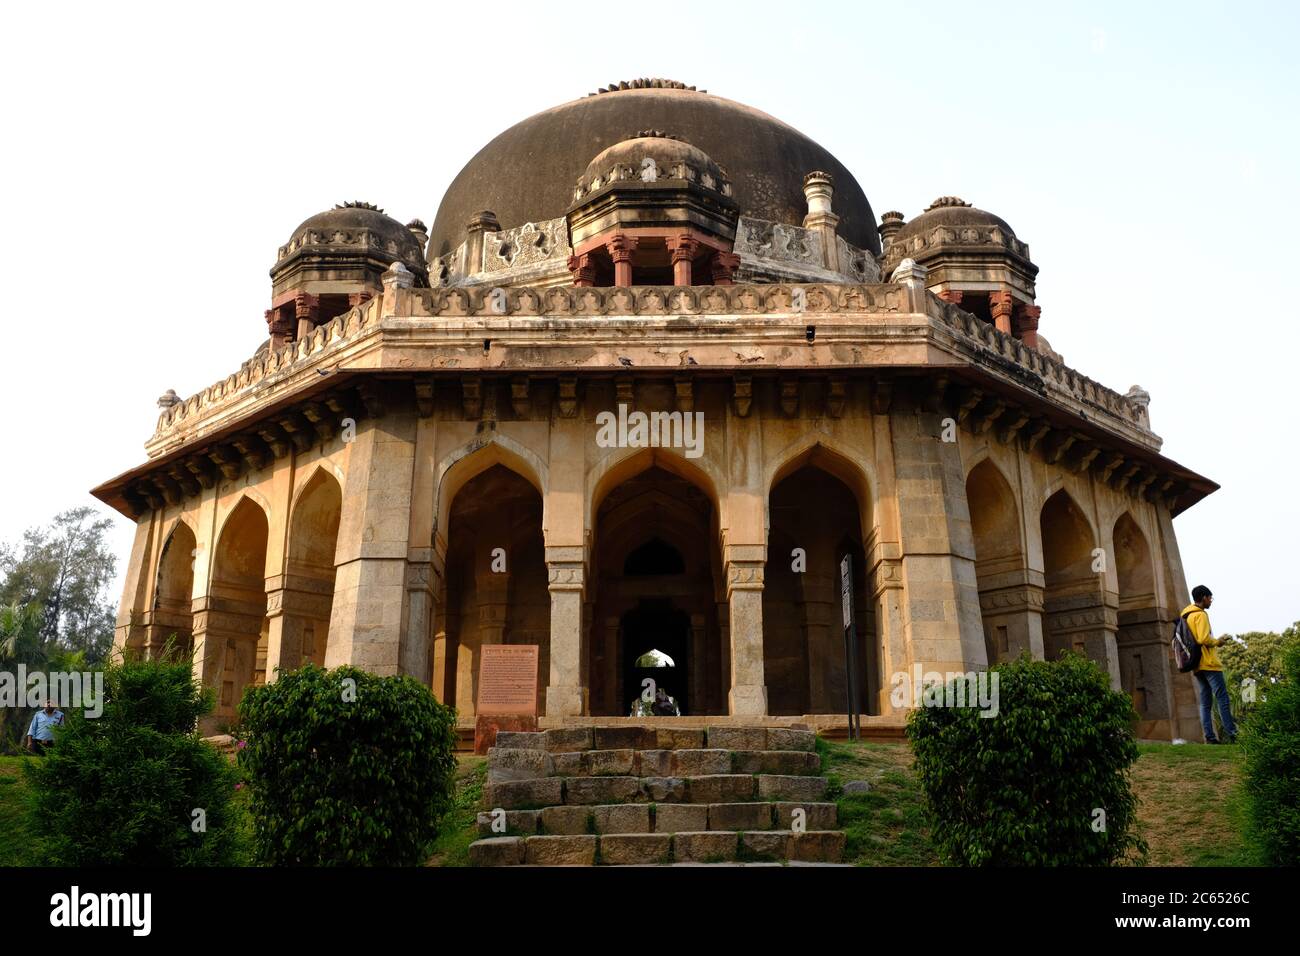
[28,709,64,741]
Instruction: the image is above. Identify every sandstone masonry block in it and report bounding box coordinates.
[600,833,671,865]
[593,726,657,750]
[550,752,584,776]
[564,776,641,805]
[706,726,767,750]
[653,803,709,833]
[586,749,635,776]
[540,805,592,835]
[741,830,792,861]
[468,836,525,866]
[709,802,773,831]
[757,775,827,801]
[525,835,597,865]
[486,747,552,784]
[774,802,838,831]
[657,728,706,750]
[670,749,732,776]
[593,804,652,834]
[688,775,756,804]
[495,731,546,750]
[640,777,688,802]
[673,831,738,863]
[789,830,846,863]
[635,750,672,776]
[731,750,822,775]
[487,778,564,810]
[544,728,593,753]
[766,728,817,752]
[475,809,540,837]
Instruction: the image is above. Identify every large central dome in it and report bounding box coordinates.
[428,82,879,258]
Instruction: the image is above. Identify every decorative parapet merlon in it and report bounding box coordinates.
[931,297,1155,439]
[149,296,383,442]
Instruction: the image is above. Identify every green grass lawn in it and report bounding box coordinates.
[0,755,43,866]
[425,756,486,867]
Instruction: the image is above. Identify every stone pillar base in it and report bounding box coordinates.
[728,684,768,716]
[545,684,587,717]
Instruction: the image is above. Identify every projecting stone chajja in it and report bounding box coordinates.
[94,79,1214,744]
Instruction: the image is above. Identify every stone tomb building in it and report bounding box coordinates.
[93,80,1216,741]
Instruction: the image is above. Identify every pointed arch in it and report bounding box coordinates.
[434,433,547,542]
[764,434,875,534]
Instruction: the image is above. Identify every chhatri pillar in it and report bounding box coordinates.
[607,234,638,287]
[989,289,1015,335]
[667,234,699,286]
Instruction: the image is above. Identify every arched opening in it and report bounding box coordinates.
[150,522,196,662]
[764,462,876,716]
[209,498,269,724]
[589,464,724,716]
[1040,490,1112,675]
[1114,513,1169,726]
[966,460,1034,663]
[436,464,548,716]
[284,470,342,670]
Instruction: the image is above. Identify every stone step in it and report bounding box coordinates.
[467,829,845,866]
[476,801,838,837]
[487,746,822,784]
[494,725,816,755]
[486,772,829,809]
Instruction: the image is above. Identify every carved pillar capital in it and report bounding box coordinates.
[567,253,596,287]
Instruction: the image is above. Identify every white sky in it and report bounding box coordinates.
[1,1,1296,636]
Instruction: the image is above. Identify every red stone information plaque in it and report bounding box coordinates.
[476,644,540,717]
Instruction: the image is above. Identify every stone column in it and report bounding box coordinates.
[545,553,586,716]
[690,613,708,716]
[464,211,500,277]
[710,251,740,285]
[113,514,158,658]
[326,399,418,676]
[1014,303,1041,349]
[888,391,987,674]
[725,549,768,715]
[802,171,840,273]
[567,253,596,287]
[294,291,320,341]
[989,289,1014,335]
[263,582,333,680]
[607,234,638,287]
[667,235,699,286]
[266,306,296,350]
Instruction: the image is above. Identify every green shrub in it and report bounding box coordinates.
[237,664,458,866]
[1240,641,1300,864]
[25,654,243,865]
[907,652,1147,865]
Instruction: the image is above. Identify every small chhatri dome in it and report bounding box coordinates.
[573,132,731,202]
[273,200,429,294]
[894,196,1018,242]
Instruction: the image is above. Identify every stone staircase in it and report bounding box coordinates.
[468,725,845,866]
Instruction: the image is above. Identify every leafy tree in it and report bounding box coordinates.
[0,506,118,663]
[237,664,458,866]
[908,653,1147,866]
[1240,639,1300,864]
[24,652,244,865]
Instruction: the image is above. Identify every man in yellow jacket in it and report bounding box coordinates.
[1185,585,1236,744]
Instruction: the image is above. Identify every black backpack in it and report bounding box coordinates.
[1172,608,1203,673]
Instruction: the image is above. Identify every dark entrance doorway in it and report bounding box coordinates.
[620,599,690,715]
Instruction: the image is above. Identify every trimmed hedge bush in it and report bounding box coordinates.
[907,652,1147,865]
[25,655,243,865]
[1241,640,1300,864]
[237,664,458,866]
